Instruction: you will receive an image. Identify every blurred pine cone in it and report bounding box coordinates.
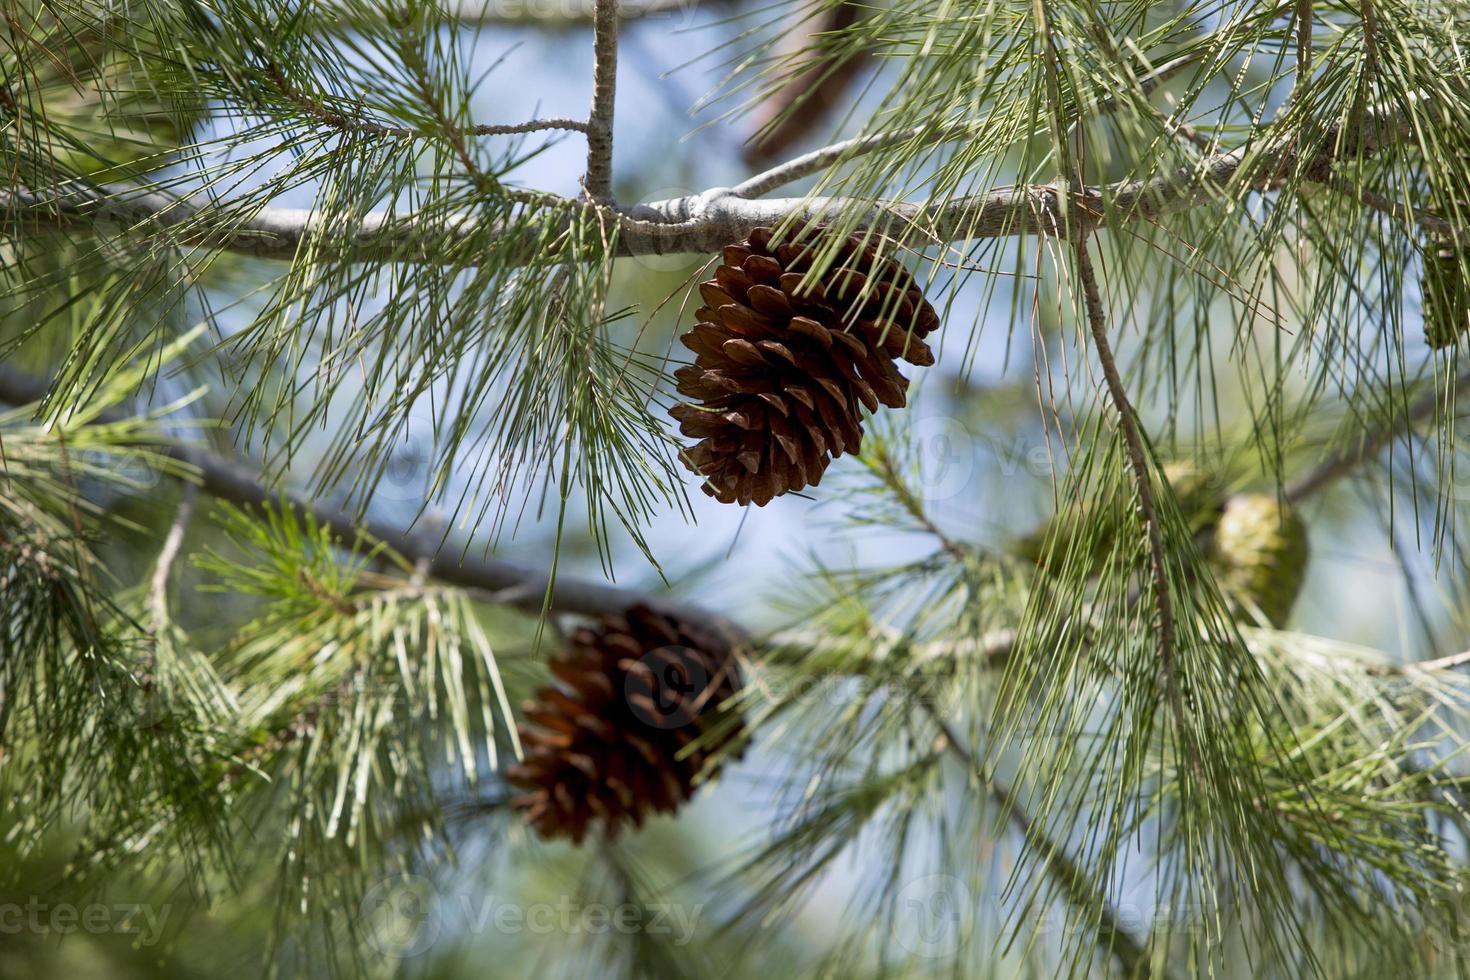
[506,605,744,844]
[1211,494,1309,627]
[672,226,940,505]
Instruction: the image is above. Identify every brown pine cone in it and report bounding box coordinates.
[506,605,744,844]
[671,226,940,506]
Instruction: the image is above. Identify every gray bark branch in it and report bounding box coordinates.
[2,101,1416,263]
[584,0,619,201]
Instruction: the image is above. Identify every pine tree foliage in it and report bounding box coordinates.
[5,0,1470,977]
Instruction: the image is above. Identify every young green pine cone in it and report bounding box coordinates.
[671,226,940,506]
[1211,494,1309,627]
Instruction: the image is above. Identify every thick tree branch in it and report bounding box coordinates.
[742,1,869,165]
[4,103,1416,262]
[399,0,720,26]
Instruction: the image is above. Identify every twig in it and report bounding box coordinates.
[732,126,939,199]
[1320,173,1465,243]
[148,482,195,629]
[584,0,619,202]
[1404,648,1470,673]
[1294,0,1313,103]
[392,16,502,198]
[764,627,1016,673]
[1284,367,1470,504]
[1085,50,1212,120]
[732,50,1211,200]
[265,62,588,139]
[926,707,1159,980]
[1075,233,1195,776]
[870,446,970,562]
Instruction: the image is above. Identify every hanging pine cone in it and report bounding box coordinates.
[506,605,744,844]
[671,226,941,505]
[1211,494,1309,627]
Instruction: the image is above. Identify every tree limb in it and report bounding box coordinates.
[0,364,718,628]
[403,0,724,27]
[5,103,1417,262]
[741,1,869,166]
[1285,367,1470,504]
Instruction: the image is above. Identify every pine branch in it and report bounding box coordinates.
[147,483,195,631]
[1074,232,1191,769]
[742,0,869,165]
[1285,367,1470,503]
[731,50,1211,200]
[6,100,1427,262]
[373,0,726,27]
[1321,173,1466,243]
[264,61,588,138]
[0,365,717,628]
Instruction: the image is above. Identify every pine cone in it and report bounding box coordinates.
[671,226,941,506]
[1211,494,1309,627]
[506,605,744,844]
